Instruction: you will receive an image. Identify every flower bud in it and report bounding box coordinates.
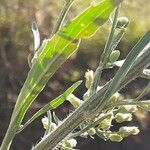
[119,126,140,137]
[115,113,132,123]
[65,139,77,148]
[85,70,94,89]
[109,50,120,63]
[109,92,120,103]
[98,113,113,130]
[41,116,49,129]
[116,17,129,29]
[120,105,138,113]
[87,128,96,136]
[109,133,123,142]
[50,123,57,131]
[96,129,111,141]
[66,93,83,108]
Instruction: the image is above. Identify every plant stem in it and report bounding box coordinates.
[32,108,85,150]
[104,99,150,110]
[0,118,18,150]
[45,110,52,135]
[90,6,120,93]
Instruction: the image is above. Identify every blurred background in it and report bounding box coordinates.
[0,0,150,149]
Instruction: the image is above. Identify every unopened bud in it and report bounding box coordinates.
[115,113,132,123]
[109,133,123,142]
[41,116,49,129]
[116,17,129,29]
[65,139,77,148]
[99,113,113,130]
[50,123,57,131]
[109,92,120,103]
[85,70,94,89]
[109,50,120,63]
[66,93,83,108]
[87,128,96,136]
[119,126,140,137]
[120,105,138,113]
[96,129,111,141]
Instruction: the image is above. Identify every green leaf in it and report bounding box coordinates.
[59,0,122,39]
[17,80,82,133]
[12,0,122,130]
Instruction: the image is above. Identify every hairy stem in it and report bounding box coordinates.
[32,108,85,150]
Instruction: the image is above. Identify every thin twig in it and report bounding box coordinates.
[69,113,112,138]
[90,6,120,93]
[104,99,150,110]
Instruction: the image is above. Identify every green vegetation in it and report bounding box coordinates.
[0,0,150,150]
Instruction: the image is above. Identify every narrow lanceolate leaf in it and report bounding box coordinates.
[17,81,82,133]
[13,0,123,127]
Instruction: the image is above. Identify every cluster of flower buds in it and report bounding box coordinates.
[95,103,139,142]
[66,70,140,143]
[114,105,138,123]
[96,126,139,142]
[56,139,77,150]
[83,70,140,141]
[41,65,143,150]
[99,103,139,141]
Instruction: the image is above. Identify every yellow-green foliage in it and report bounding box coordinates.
[0,0,149,55]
